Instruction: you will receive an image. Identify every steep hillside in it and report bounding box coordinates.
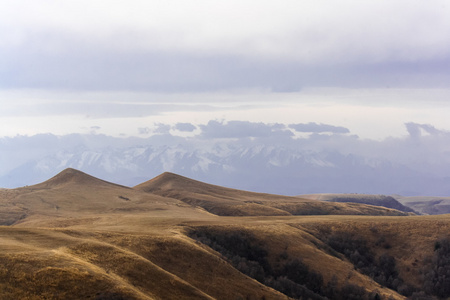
[135,172,409,217]
[301,193,416,214]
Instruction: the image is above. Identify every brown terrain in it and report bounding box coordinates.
[1,168,449,299]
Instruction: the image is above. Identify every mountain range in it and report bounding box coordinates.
[3,135,450,197]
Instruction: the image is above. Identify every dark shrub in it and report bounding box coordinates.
[422,237,450,298]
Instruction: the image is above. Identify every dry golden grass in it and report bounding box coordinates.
[135,172,409,217]
[1,168,450,299]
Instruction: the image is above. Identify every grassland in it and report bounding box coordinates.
[1,168,449,299]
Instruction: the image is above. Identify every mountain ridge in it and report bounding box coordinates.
[3,142,448,197]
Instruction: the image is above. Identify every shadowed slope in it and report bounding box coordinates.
[135,172,409,216]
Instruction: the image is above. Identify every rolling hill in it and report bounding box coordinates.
[135,172,409,217]
[0,168,211,228]
[1,168,449,299]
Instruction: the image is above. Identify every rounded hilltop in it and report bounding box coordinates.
[35,168,129,189]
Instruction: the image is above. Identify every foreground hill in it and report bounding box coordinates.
[301,193,416,214]
[135,172,409,217]
[2,168,450,299]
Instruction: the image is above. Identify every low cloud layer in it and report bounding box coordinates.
[405,122,441,138]
[174,123,197,132]
[289,123,350,134]
[199,120,292,139]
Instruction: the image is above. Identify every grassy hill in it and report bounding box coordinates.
[0,168,449,299]
[135,172,409,217]
[0,168,212,227]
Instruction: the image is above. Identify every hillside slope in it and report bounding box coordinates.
[3,169,449,299]
[0,168,211,227]
[135,172,409,217]
[301,193,416,214]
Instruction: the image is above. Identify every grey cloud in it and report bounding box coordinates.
[405,122,441,138]
[154,123,171,134]
[174,123,196,132]
[3,0,450,94]
[2,28,450,93]
[289,123,350,134]
[199,120,292,139]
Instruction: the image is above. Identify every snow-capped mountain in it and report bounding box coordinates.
[3,130,450,196]
[1,140,443,196]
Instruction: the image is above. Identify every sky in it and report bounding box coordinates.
[2,1,450,194]
[1,0,450,141]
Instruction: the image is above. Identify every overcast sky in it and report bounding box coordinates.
[1,0,450,140]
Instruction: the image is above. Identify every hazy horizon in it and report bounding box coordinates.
[2,1,450,194]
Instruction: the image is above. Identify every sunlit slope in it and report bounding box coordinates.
[3,214,450,299]
[135,172,409,216]
[0,226,288,300]
[0,168,211,226]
